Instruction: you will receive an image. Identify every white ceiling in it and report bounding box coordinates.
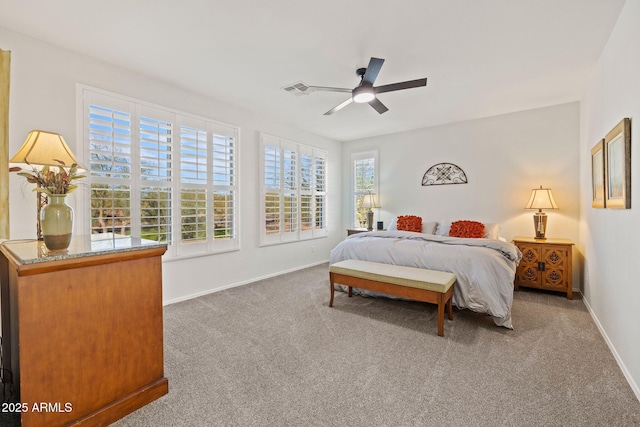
[0,0,626,141]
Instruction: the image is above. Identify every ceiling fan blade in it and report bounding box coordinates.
[362,57,385,86]
[368,98,389,114]
[324,98,353,115]
[307,85,352,93]
[375,78,427,94]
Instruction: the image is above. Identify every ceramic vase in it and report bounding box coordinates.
[41,194,73,250]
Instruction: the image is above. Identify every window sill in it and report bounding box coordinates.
[259,234,327,248]
[161,246,240,262]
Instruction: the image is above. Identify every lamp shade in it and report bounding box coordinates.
[525,185,558,211]
[360,193,381,209]
[10,130,83,170]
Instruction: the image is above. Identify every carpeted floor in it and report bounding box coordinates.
[109,263,640,426]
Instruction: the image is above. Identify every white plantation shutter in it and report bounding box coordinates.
[139,114,172,243]
[89,104,132,180]
[81,86,239,257]
[179,122,208,248]
[180,125,208,185]
[260,133,327,245]
[211,126,236,242]
[264,143,281,236]
[88,102,133,236]
[300,151,313,234]
[180,188,207,243]
[283,146,298,236]
[213,189,233,239]
[140,116,172,182]
[314,151,326,233]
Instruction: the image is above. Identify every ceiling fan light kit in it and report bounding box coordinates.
[288,57,427,115]
[352,86,375,103]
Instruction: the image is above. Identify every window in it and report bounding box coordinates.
[81,87,239,258]
[352,151,378,228]
[260,133,327,245]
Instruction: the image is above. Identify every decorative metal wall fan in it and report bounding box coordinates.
[294,57,427,115]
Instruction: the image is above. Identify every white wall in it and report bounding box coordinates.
[342,102,581,284]
[0,27,343,303]
[580,0,640,400]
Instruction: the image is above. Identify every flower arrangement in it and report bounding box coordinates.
[11,160,85,196]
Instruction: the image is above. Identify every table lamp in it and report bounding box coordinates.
[360,192,381,231]
[524,185,558,240]
[9,130,83,240]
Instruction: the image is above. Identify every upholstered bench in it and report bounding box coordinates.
[329,260,456,337]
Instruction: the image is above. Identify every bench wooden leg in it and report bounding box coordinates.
[447,294,453,320]
[348,286,352,297]
[437,294,445,337]
[329,273,335,307]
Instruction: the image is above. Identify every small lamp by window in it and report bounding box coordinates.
[524,185,558,240]
[360,192,381,231]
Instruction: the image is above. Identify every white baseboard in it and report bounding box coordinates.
[581,294,640,402]
[163,259,329,306]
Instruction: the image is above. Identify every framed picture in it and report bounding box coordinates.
[604,118,631,209]
[591,139,606,208]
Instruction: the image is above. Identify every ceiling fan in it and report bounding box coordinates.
[306,57,427,115]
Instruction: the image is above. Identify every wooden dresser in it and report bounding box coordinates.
[512,237,573,299]
[0,235,168,426]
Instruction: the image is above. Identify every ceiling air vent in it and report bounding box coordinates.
[282,81,312,96]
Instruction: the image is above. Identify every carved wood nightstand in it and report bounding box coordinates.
[347,228,370,236]
[512,237,574,299]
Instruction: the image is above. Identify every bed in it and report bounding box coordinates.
[329,229,522,328]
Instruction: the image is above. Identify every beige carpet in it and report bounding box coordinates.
[111,263,640,427]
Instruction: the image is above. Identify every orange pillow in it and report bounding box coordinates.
[449,220,485,238]
[396,215,422,232]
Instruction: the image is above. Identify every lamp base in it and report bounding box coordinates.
[366,209,374,231]
[533,212,548,239]
[36,188,47,241]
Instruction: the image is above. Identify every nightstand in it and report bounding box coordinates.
[347,228,370,236]
[512,237,574,299]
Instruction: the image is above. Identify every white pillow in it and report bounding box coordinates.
[422,221,438,234]
[483,223,501,240]
[388,217,437,234]
[436,220,501,240]
[435,221,451,236]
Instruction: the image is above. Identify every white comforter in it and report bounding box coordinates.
[329,231,522,328]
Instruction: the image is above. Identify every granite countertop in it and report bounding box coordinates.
[0,233,167,265]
